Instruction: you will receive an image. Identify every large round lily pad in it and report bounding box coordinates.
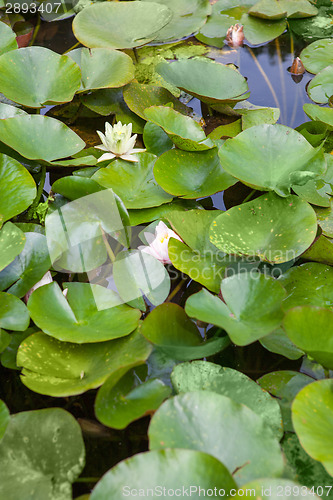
[0,46,81,108]
[0,22,17,56]
[242,14,287,45]
[185,272,286,345]
[148,391,284,485]
[209,193,317,263]
[144,106,213,151]
[143,0,211,43]
[218,124,326,196]
[95,367,171,429]
[92,152,173,209]
[18,330,152,396]
[307,65,333,104]
[283,306,333,369]
[279,262,333,311]
[73,1,172,49]
[0,292,30,332]
[0,408,85,500]
[0,115,85,161]
[156,58,249,103]
[90,449,236,500]
[27,282,141,343]
[0,154,36,227]
[292,379,333,476]
[0,223,25,272]
[154,148,237,198]
[68,47,134,91]
[300,39,333,74]
[171,361,283,439]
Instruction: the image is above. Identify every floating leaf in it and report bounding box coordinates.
[242,14,287,45]
[0,223,25,271]
[73,1,172,49]
[0,408,85,500]
[18,330,152,396]
[289,7,333,42]
[0,102,26,119]
[218,124,326,196]
[308,65,333,104]
[300,39,333,73]
[154,148,237,199]
[0,401,9,442]
[259,327,304,360]
[292,379,333,476]
[143,121,173,156]
[156,58,249,103]
[90,449,236,500]
[185,272,286,345]
[315,201,333,237]
[52,176,104,201]
[0,22,17,56]
[92,152,173,209]
[283,306,333,369]
[279,0,318,18]
[0,292,29,331]
[301,234,333,266]
[0,232,51,298]
[142,0,211,43]
[27,282,141,343]
[128,199,200,226]
[171,361,283,440]
[0,154,36,227]
[0,46,81,108]
[209,193,317,263]
[303,103,333,129]
[279,262,333,311]
[248,0,286,20]
[95,367,171,429]
[68,47,134,91]
[0,115,85,161]
[148,391,284,485]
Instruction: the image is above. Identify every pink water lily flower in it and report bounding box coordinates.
[140,221,182,265]
[95,121,146,162]
[226,24,244,48]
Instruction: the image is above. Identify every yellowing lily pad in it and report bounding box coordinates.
[0,46,81,108]
[0,223,25,272]
[209,193,317,263]
[73,1,173,49]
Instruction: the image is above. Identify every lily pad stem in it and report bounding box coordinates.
[75,477,100,483]
[242,189,256,204]
[165,278,187,303]
[101,226,116,263]
[29,14,41,47]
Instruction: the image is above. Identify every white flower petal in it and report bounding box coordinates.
[97,152,116,162]
[131,148,146,154]
[120,153,139,162]
[94,145,109,151]
[96,130,109,150]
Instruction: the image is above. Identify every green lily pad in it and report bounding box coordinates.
[301,234,333,266]
[0,115,85,161]
[315,201,333,236]
[259,327,304,360]
[0,102,26,119]
[209,193,317,263]
[0,223,25,271]
[123,82,190,120]
[0,292,29,331]
[0,22,17,56]
[154,148,237,199]
[235,102,280,129]
[1,327,36,370]
[27,282,141,343]
[289,6,333,42]
[0,154,36,227]
[73,1,172,49]
[142,0,211,43]
[92,152,173,209]
[18,330,152,396]
[303,103,333,129]
[283,306,333,369]
[279,0,318,18]
[143,121,173,156]
[140,303,229,360]
[258,371,314,432]
[52,176,104,201]
[185,272,286,345]
[0,233,51,298]
[242,14,287,44]
[0,46,81,108]
[248,0,286,20]
[171,361,283,440]
[0,408,85,500]
[128,199,200,226]
[149,391,284,485]
[95,367,171,429]
[113,249,171,310]
[144,106,214,151]
[0,401,9,442]
[292,379,333,475]
[218,124,326,196]
[156,58,249,103]
[67,47,134,91]
[308,65,333,104]
[300,39,333,73]
[90,449,236,500]
[233,479,322,499]
[279,262,333,311]
[45,189,130,273]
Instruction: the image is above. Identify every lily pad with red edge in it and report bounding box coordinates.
[185,271,286,346]
[209,193,317,264]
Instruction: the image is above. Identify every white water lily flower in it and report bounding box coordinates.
[140,221,182,265]
[95,121,146,162]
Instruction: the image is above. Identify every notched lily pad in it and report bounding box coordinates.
[300,38,333,73]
